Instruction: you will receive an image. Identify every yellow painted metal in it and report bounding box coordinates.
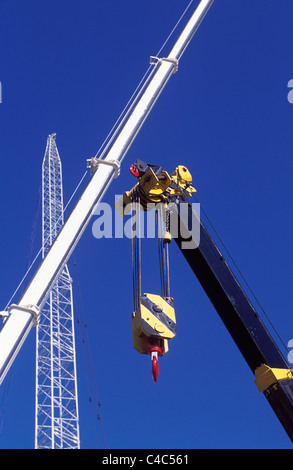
[114,164,196,217]
[254,364,293,393]
[169,165,196,196]
[131,293,176,355]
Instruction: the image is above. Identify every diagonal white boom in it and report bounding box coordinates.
[0,0,214,385]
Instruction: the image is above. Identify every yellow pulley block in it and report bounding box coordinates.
[114,160,196,218]
[168,165,196,197]
[131,293,176,382]
[131,293,176,354]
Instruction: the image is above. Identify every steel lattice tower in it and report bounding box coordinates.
[35,134,80,449]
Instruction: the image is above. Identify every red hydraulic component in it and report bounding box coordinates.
[145,337,164,383]
[129,164,139,177]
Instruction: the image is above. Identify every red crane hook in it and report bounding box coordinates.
[151,352,159,383]
[145,337,163,383]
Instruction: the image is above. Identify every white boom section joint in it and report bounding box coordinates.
[150,56,179,74]
[8,304,40,327]
[87,157,121,178]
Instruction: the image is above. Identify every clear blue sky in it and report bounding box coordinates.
[0,0,293,449]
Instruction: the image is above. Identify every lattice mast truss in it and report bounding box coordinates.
[35,134,80,449]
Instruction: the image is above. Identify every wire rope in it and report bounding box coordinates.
[4,0,194,309]
[72,256,108,449]
[21,183,42,294]
[131,187,142,311]
[4,170,88,310]
[74,294,100,449]
[156,204,171,298]
[192,193,289,355]
[92,0,195,162]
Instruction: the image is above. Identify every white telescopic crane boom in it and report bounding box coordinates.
[0,0,214,385]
